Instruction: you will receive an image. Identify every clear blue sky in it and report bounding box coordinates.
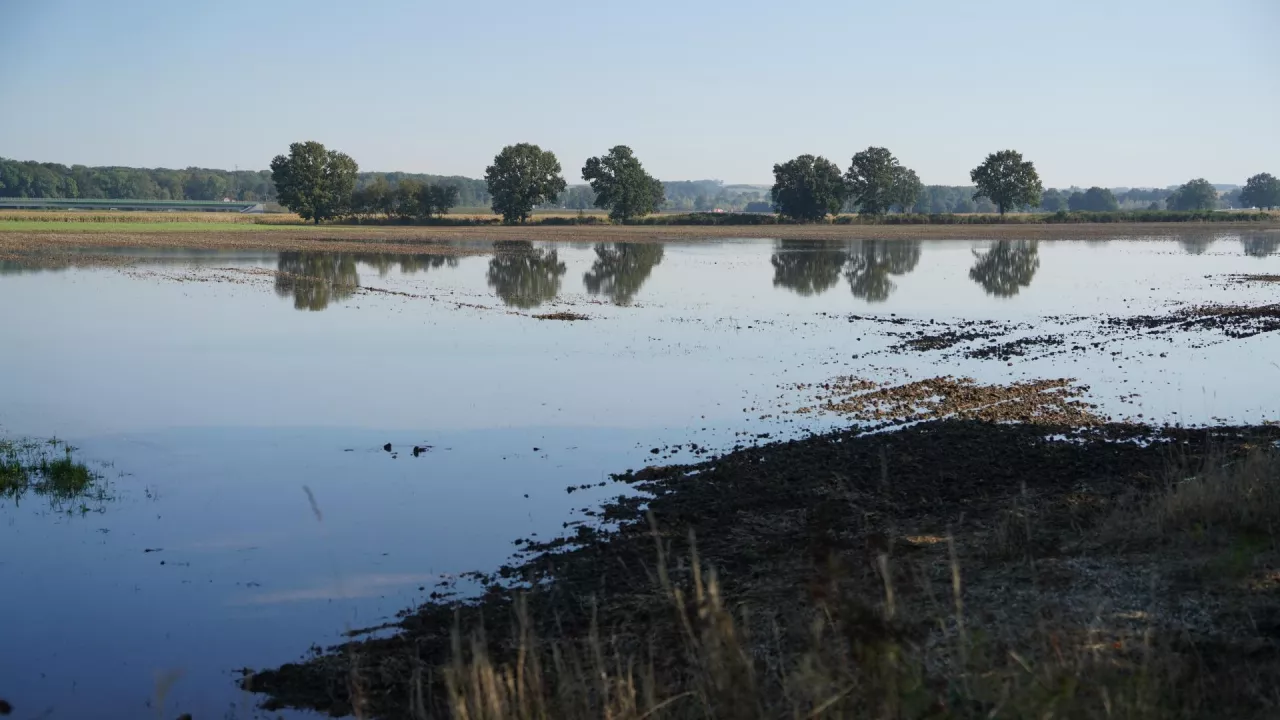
[1,0,1276,187]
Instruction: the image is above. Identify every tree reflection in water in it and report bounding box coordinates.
[275,252,360,311]
[769,240,848,296]
[582,243,664,305]
[1241,233,1279,258]
[354,253,460,277]
[486,241,567,308]
[968,240,1040,297]
[844,240,921,302]
[1179,236,1215,255]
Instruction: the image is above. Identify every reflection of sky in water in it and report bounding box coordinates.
[0,234,1278,717]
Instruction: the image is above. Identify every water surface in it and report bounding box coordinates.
[1,232,1278,717]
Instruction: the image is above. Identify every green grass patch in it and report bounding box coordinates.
[0,221,337,233]
[0,437,112,514]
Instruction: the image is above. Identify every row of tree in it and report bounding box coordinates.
[769,149,1280,220]
[7,148,1276,220]
[269,141,671,224]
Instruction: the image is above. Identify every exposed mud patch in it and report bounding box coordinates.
[532,311,590,321]
[793,375,1103,426]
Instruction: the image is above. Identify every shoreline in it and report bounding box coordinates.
[0,221,1277,261]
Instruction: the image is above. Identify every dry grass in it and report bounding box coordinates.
[252,427,1268,720]
[435,443,1280,720]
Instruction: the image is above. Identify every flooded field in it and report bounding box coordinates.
[2,231,1279,718]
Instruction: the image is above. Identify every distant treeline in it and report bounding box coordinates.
[0,156,1263,214]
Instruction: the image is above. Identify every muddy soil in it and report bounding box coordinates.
[243,417,1280,719]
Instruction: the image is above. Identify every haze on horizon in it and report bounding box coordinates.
[1,0,1277,189]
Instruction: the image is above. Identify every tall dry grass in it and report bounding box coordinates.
[439,443,1280,720]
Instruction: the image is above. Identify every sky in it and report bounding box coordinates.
[1,0,1277,188]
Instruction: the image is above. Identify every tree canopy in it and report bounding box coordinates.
[1040,189,1068,212]
[581,146,665,221]
[1067,187,1119,212]
[1240,173,1280,210]
[484,144,567,224]
[350,178,459,220]
[843,147,902,216]
[1166,178,1218,211]
[891,167,922,213]
[771,155,845,222]
[269,142,359,223]
[970,150,1043,215]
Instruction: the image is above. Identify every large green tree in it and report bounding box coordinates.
[771,155,845,222]
[844,147,902,216]
[484,144,567,224]
[969,150,1043,215]
[269,141,358,223]
[892,167,922,213]
[580,146,665,222]
[1166,178,1218,211]
[1240,173,1280,210]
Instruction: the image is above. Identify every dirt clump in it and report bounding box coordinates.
[963,333,1066,359]
[1108,303,1280,339]
[532,311,590,321]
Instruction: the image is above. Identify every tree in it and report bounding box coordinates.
[844,147,902,216]
[1040,188,1068,212]
[1068,186,1118,212]
[269,141,358,223]
[891,167,922,213]
[771,155,845,222]
[422,184,460,218]
[1085,187,1118,212]
[969,150,1043,215]
[394,179,424,220]
[1166,178,1218,211]
[484,144,567,224]
[1240,173,1280,210]
[580,146,665,222]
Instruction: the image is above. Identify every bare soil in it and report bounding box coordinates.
[243,414,1280,719]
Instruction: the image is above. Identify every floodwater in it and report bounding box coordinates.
[1,232,1278,718]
